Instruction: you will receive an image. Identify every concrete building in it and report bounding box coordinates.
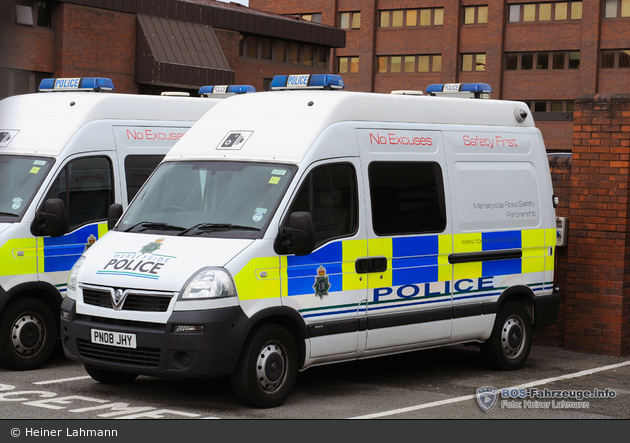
[0,0,345,97]
[249,0,630,151]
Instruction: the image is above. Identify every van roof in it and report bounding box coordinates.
[167,90,535,164]
[0,92,222,156]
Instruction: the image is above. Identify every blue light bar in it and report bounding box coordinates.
[425,83,492,98]
[270,74,345,90]
[39,77,115,92]
[198,85,256,96]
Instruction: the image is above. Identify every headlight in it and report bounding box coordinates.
[180,267,236,300]
[67,256,86,295]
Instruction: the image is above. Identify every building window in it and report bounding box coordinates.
[508,2,582,22]
[601,50,630,68]
[0,68,50,99]
[461,53,486,71]
[463,5,488,24]
[261,38,272,60]
[339,11,361,29]
[15,0,53,28]
[522,100,575,113]
[289,13,322,23]
[379,8,444,27]
[604,0,630,17]
[505,52,579,70]
[276,41,287,62]
[240,35,328,68]
[289,42,300,64]
[338,56,359,74]
[377,55,442,73]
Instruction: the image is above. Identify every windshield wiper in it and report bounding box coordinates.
[178,223,261,236]
[124,221,186,233]
[0,212,18,217]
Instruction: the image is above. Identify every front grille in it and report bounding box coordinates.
[77,339,161,367]
[77,314,165,331]
[82,288,172,312]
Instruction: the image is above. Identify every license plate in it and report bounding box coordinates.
[91,329,137,349]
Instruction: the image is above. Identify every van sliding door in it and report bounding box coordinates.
[358,129,453,352]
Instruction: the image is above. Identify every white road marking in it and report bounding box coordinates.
[33,376,92,385]
[349,360,630,419]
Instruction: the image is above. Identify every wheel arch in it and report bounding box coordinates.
[494,285,535,324]
[248,306,308,369]
[1,281,64,333]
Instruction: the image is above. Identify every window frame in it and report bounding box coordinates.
[284,162,359,247]
[368,161,447,237]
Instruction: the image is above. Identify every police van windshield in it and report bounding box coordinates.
[117,161,297,238]
[0,155,54,222]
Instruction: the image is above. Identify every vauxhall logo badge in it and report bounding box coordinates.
[111,289,127,310]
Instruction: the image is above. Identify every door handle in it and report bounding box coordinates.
[355,257,388,274]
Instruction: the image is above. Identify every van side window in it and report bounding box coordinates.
[368,161,446,235]
[45,156,114,230]
[287,163,358,246]
[124,155,165,203]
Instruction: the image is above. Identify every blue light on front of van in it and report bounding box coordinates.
[39,77,115,92]
[270,74,345,90]
[198,85,256,96]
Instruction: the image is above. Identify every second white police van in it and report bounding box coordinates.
[61,75,561,408]
[0,78,253,371]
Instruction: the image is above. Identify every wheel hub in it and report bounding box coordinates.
[256,342,286,392]
[501,315,524,358]
[11,313,44,356]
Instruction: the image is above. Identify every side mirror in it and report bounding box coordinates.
[107,203,123,231]
[30,198,69,238]
[274,211,315,256]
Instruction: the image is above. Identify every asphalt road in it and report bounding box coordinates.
[1,341,628,421]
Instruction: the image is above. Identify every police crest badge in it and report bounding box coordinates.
[312,265,331,299]
[476,386,499,412]
[140,237,164,255]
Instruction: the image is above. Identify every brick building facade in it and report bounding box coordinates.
[250,0,630,151]
[544,94,630,356]
[0,0,345,97]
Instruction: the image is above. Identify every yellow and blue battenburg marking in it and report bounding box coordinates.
[285,242,347,296]
[42,224,106,272]
[0,223,106,294]
[276,228,554,319]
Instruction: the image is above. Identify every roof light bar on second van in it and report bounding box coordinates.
[198,85,256,97]
[39,77,115,92]
[270,74,345,90]
[425,83,492,99]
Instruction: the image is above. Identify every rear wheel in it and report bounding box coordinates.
[85,364,139,384]
[230,324,298,408]
[0,297,57,371]
[481,301,532,370]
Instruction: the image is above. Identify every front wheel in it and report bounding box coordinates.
[480,301,533,370]
[230,324,298,408]
[85,364,139,384]
[0,297,57,371]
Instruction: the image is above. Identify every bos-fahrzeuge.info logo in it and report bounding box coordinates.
[476,386,617,412]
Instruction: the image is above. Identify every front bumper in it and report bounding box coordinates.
[60,297,252,377]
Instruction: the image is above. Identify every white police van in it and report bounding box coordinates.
[0,78,254,370]
[61,75,560,408]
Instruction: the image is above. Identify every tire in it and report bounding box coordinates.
[480,301,533,370]
[85,364,139,384]
[0,297,57,371]
[230,324,298,408]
